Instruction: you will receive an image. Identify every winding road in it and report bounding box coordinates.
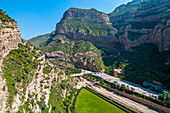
[71,69,160,98]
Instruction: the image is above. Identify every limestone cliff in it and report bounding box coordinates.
[51,0,170,52]
[116,0,170,51]
[0,10,22,111]
[54,8,122,49]
[109,0,143,29]
[0,10,82,113]
[0,9,21,59]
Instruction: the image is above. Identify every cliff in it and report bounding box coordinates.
[0,9,21,59]
[0,9,22,80]
[110,0,170,51]
[54,8,123,50]
[0,10,82,112]
[109,0,143,29]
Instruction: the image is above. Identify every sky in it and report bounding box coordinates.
[0,0,132,40]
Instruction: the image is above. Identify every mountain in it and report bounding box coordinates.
[28,33,50,47]
[28,0,170,88]
[109,0,143,29]
[115,0,170,51]
[54,8,120,49]
[0,1,170,112]
[30,0,170,52]
[0,9,82,112]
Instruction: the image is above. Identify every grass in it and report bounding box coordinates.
[27,34,50,47]
[3,43,40,104]
[114,43,170,89]
[0,9,16,23]
[69,7,104,14]
[40,37,102,56]
[109,0,141,17]
[43,65,52,74]
[48,87,67,113]
[75,88,125,113]
[62,18,117,36]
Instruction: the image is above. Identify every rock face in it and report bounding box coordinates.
[115,0,170,51]
[74,51,97,57]
[109,0,143,29]
[0,21,21,58]
[51,0,170,51]
[75,60,96,71]
[54,8,122,49]
[0,10,22,112]
[45,51,70,58]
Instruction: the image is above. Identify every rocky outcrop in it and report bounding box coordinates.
[54,8,121,49]
[45,51,70,58]
[117,0,170,51]
[0,21,21,58]
[50,0,170,52]
[74,51,97,57]
[0,16,22,112]
[28,0,170,52]
[109,0,143,29]
[0,9,83,113]
[45,50,97,58]
[75,60,96,71]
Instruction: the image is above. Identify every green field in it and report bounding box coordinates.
[75,88,125,113]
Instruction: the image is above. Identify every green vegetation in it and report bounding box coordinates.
[63,24,116,36]
[62,18,117,36]
[119,24,131,30]
[0,9,16,23]
[127,31,145,41]
[18,102,32,113]
[0,9,16,28]
[43,65,52,74]
[28,34,50,47]
[49,59,82,75]
[3,43,41,104]
[58,70,64,75]
[75,88,125,113]
[40,35,102,56]
[48,76,80,113]
[72,41,101,55]
[48,87,67,113]
[113,43,170,89]
[64,68,81,75]
[109,0,142,17]
[63,19,115,29]
[84,74,170,108]
[86,86,138,113]
[159,91,170,101]
[131,21,159,29]
[69,8,104,14]
[68,16,110,22]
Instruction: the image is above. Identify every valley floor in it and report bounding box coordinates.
[71,69,160,98]
[77,77,161,113]
[75,88,125,113]
[89,85,159,113]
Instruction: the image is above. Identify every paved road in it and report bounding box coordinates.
[71,69,160,98]
[89,85,159,113]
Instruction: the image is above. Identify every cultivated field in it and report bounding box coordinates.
[75,88,125,113]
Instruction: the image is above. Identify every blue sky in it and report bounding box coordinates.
[0,0,132,40]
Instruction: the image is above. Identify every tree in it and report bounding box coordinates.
[159,91,170,101]
[121,84,126,92]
